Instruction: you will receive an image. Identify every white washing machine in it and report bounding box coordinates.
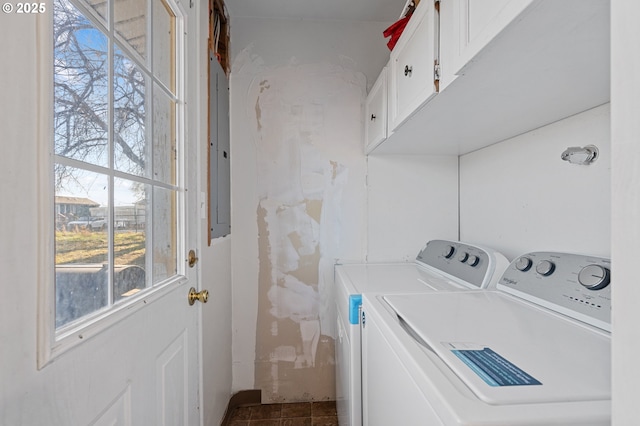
[335,240,509,426]
[361,251,611,425]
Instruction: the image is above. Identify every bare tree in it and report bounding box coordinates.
[53,0,147,190]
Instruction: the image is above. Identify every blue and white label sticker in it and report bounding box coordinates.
[348,294,362,325]
[450,346,542,387]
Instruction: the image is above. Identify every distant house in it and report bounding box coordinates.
[55,196,100,229]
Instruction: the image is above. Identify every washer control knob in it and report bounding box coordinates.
[458,252,469,263]
[578,265,611,290]
[467,255,480,267]
[442,245,455,259]
[515,257,532,272]
[535,260,555,276]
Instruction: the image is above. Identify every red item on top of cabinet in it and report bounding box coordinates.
[383,14,412,51]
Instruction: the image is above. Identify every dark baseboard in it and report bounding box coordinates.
[220,389,262,425]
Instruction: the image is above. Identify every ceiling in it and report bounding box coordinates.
[224,0,404,22]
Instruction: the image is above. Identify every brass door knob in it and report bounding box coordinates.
[188,287,209,305]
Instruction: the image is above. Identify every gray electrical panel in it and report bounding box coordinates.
[209,53,230,239]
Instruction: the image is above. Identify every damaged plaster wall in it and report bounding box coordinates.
[252,64,365,401]
[230,18,389,401]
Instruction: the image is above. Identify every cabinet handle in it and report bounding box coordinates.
[370,114,376,121]
[404,65,413,77]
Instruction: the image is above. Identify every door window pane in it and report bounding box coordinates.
[153,0,175,92]
[54,169,109,327]
[113,178,148,302]
[153,84,176,185]
[84,0,108,25]
[153,187,177,284]
[114,47,149,177]
[54,0,109,168]
[114,0,147,59]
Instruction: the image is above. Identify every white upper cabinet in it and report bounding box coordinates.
[451,0,533,75]
[367,0,610,156]
[388,0,439,132]
[365,66,389,153]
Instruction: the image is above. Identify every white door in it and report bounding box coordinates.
[0,0,205,424]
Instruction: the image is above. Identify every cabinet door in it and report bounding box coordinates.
[389,0,439,132]
[365,66,388,152]
[452,0,533,75]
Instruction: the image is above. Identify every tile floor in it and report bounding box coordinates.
[226,401,339,426]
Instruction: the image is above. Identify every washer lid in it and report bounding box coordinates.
[384,291,611,405]
[336,263,466,295]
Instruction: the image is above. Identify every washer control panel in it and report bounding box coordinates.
[416,240,506,289]
[497,252,611,330]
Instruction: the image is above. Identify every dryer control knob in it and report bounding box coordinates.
[443,245,455,259]
[515,257,533,272]
[578,265,610,290]
[535,260,555,276]
[458,252,469,263]
[467,255,480,267]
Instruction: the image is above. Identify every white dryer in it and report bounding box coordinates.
[361,251,611,425]
[335,240,509,426]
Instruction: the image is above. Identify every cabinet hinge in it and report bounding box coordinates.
[434,60,441,82]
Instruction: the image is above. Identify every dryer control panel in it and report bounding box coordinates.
[416,240,508,290]
[497,252,611,331]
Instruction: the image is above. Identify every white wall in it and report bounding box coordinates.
[0,11,41,423]
[460,104,611,260]
[230,17,391,92]
[198,1,233,422]
[229,17,390,401]
[200,237,232,425]
[367,155,459,262]
[611,1,640,423]
[197,0,232,426]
